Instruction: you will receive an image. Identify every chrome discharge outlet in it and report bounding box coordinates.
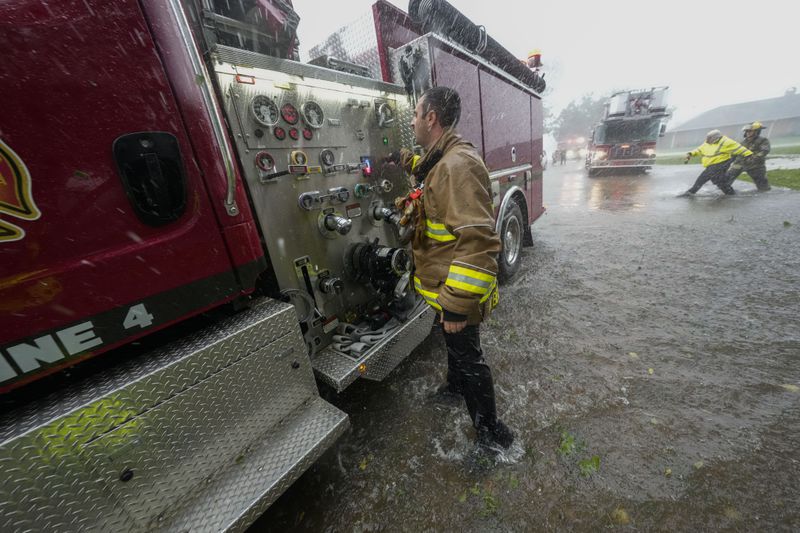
[319,275,344,295]
[323,213,352,235]
[373,205,401,225]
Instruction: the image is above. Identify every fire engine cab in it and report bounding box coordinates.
[0,1,544,530]
[586,87,670,174]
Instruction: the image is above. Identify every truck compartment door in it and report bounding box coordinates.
[0,0,245,391]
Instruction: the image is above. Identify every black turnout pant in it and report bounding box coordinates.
[726,164,770,190]
[688,160,735,194]
[443,325,498,431]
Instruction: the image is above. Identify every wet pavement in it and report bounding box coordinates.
[252,162,800,532]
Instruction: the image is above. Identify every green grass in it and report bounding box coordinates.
[738,168,800,190]
[656,143,800,165]
[655,155,689,165]
[770,145,800,156]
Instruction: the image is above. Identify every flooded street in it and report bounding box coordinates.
[253,162,800,532]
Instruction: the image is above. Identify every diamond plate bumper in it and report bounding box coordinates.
[0,298,348,533]
[311,304,435,392]
[589,158,654,168]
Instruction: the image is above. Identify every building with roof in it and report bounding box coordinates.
[659,88,800,152]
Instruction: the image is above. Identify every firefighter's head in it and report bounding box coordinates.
[706,129,722,144]
[744,121,765,139]
[412,86,461,149]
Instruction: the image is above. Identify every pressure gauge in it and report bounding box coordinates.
[301,101,325,129]
[290,150,308,165]
[273,126,286,140]
[288,127,299,141]
[281,102,299,125]
[376,102,395,127]
[251,95,279,127]
[302,127,314,140]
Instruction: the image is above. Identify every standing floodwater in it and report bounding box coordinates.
[253,162,800,531]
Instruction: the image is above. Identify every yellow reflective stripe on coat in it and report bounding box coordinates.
[413,276,442,310]
[445,264,496,296]
[424,219,456,242]
[696,137,753,166]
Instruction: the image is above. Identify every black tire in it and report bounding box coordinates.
[498,202,524,282]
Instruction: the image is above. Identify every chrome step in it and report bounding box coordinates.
[311,305,435,392]
[159,396,348,532]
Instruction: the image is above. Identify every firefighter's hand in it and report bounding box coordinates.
[384,151,401,165]
[441,309,468,333]
[442,318,468,334]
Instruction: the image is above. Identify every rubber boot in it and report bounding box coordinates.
[477,419,516,449]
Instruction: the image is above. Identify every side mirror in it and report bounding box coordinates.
[659,124,667,137]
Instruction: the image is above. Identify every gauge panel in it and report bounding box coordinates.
[251,95,279,127]
[301,101,325,129]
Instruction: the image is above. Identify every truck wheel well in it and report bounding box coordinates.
[510,191,533,247]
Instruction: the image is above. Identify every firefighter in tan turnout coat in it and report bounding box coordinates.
[402,86,514,449]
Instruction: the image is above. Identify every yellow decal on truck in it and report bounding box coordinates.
[0,138,40,242]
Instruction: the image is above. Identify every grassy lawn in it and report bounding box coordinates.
[737,168,800,190]
[655,155,690,165]
[770,145,800,156]
[656,145,800,166]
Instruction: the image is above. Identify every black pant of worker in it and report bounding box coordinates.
[726,164,770,191]
[443,325,499,431]
[688,159,735,194]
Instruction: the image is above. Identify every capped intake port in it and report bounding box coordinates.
[319,149,335,167]
[255,151,275,172]
[290,150,308,165]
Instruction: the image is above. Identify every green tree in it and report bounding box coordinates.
[551,93,609,141]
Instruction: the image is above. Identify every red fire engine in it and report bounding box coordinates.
[585,87,669,174]
[0,1,544,529]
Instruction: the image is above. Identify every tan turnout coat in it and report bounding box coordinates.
[405,130,501,325]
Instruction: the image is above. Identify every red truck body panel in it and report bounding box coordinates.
[0,0,265,392]
[370,0,545,224]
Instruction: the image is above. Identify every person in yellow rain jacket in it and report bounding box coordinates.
[681,129,753,196]
[402,86,514,450]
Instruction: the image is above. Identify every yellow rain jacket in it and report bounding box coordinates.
[689,136,753,167]
[404,130,501,325]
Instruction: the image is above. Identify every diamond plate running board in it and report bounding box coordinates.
[0,298,348,533]
[158,396,347,532]
[311,305,435,392]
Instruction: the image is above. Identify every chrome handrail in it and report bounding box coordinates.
[168,0,239,216]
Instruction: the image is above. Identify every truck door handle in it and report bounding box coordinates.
[114,132,188,227]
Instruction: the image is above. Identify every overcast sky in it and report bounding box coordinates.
[293,0,798,129]
[293,0,800,126]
